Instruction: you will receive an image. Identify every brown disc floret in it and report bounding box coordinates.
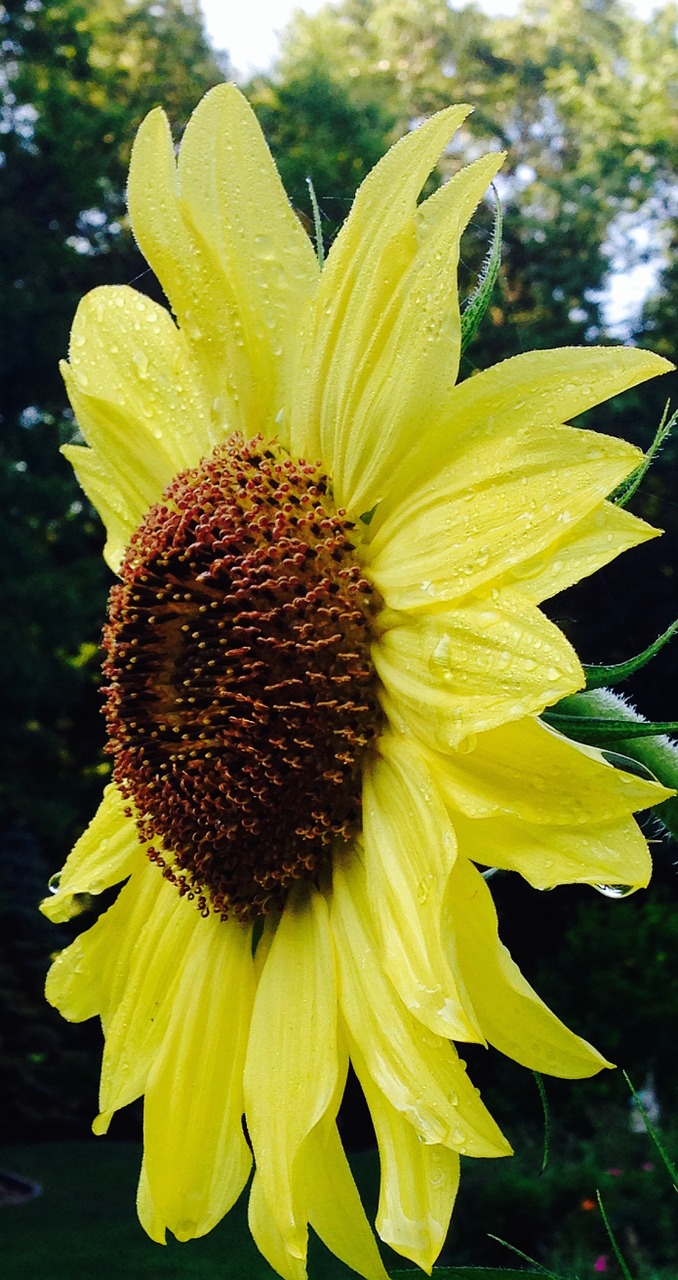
[102,434,383,920]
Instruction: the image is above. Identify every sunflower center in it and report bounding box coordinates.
[102,435,383,920]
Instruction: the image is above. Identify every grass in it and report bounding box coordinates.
[0,1141,385,1280]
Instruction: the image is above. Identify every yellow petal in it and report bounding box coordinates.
[454,809,653,891]
[370,344,673,532]
[244,886,339,1260]
[300,1117,389,1280]
[374,588,583,747]
[423,715,667,823]
[96,874,201,1125]
[313,152,505,514]
[363,735,481,1040]
[332,857,510,1158]
[291,106,471,482]
[61,444,139,573]
[128,85,318,444]
[140,912,254,1242]
[40,786,142,923]
[504,499,659,603]
[63,285,216,499]
[367,419,647,613]
[45,859,161,1026]
[351,1040,460,1273]
[444,857,611,1076]
[248,1172,307,1280]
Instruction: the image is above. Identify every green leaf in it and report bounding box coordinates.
[624,1071,678,1193]
[596,1190,634,1280]
[583,619,678,689]
[460,185,502,353]
[611,399,678,508]
[306,175,325,268]
[532,1072,550,1175]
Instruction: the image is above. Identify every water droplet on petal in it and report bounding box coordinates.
[593,883,637,899]
[48,873,61,894]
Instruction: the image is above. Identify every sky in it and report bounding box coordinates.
[199,0,519,76]
[199,0,660,77]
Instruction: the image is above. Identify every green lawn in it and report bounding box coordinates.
[0,1142,386,1280]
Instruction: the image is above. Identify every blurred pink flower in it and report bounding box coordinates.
[594,1256,608,1273]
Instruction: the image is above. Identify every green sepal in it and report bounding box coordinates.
[543,711,678,743]
[610,398,677,508]
[583,618,678,689]
[544,689,678,839]
[460,186,502,354]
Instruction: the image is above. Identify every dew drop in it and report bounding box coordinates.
[593,883,637,899]
[48,873,61,894]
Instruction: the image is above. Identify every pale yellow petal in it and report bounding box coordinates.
[454,809,653,891]
[248,1172,307,1280]
[505,499,659,603]
[314,152,505,514]
[420,715,667,823]
[141,912,254,1242]
[96,873,201,1127]
[367,420,647,612]
[40,785,142,923]
[128,85,318,445]
[370,345,673,532]
[351,1040,460,1273]
[61,444,139,573]
[374,589,583,747]
[363,735,481,1040]
[301,1118,388,1280]
[244,886,339,1260]
[291,106,471,479]
[444,857,611,1076]
[45,859,160,1026]
[63,285,217,498]
[331,857,510,1157]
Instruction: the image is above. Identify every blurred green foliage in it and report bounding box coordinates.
[1,0,677,1224]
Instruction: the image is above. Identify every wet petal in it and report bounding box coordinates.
[63,285,217,507]
[367,420,646,612]
[352,1039,460,1272]
[455,808,653,891]
[308,152,504,514]
[45,859,161,1026]
[292,106,471,485]
[248,1172,307,1280]
[363,735,481,1040]
[61,444,140,573]
[140,913,254,1242]
[422,715,667,823]
[40,786,142,923]
[95,873,201,1127]
[374,588,583,747]
[128,85,318,444]
[301,1117,388,1280]
[370,345,673,533]
[244,886,339,1260]
[332,856,510,1157]
[504,499,659,603]
[444,857,611,1076]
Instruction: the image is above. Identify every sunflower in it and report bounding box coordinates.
[43,84,672,1279]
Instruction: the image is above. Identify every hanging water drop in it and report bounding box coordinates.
[593,883,637,899]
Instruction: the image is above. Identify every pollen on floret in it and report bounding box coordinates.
[102,434,384,920]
